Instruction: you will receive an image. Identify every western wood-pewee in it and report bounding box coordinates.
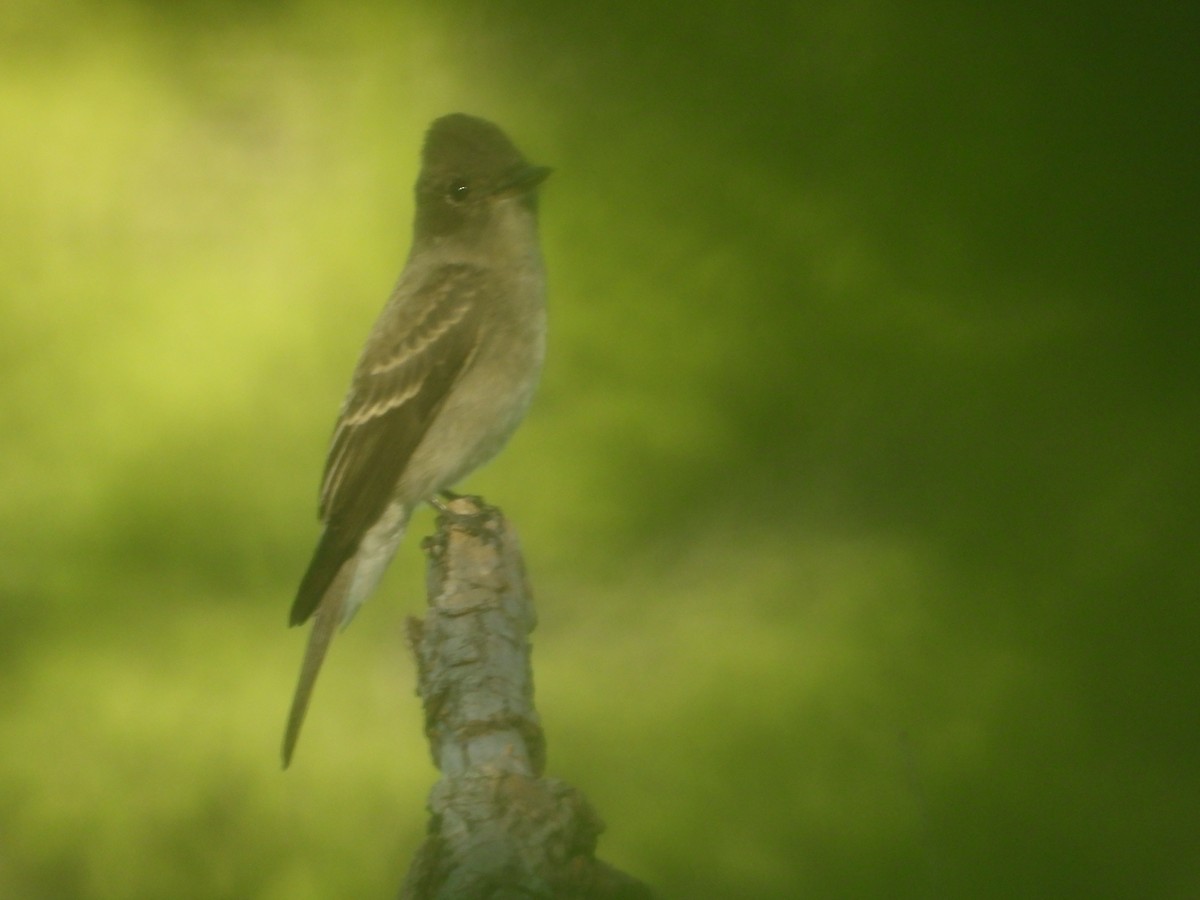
[283,114,550,766]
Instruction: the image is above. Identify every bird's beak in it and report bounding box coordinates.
[494,164,552,197]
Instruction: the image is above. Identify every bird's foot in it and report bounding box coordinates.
[429,491,494,533]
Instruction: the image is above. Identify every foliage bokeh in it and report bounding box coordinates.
[1,1,1196,896]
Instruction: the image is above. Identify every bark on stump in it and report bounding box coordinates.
[400,496,652,900]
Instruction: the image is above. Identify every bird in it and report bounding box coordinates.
[283,114,551,767]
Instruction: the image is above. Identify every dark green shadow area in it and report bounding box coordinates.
[1,1,1196,897]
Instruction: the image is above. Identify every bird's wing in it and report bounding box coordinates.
[289,263,485,626]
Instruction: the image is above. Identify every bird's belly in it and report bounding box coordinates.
[398,328,543,503]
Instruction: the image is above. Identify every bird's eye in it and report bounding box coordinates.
[447,181,470,202]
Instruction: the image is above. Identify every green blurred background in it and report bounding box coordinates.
[2,1,1196,896]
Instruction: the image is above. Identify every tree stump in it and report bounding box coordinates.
[400,496,652,900]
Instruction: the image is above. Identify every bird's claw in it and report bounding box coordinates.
[430,492,494,533]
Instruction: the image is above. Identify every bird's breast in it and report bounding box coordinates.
[396,260,546,505]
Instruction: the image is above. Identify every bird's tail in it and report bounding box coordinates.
[282,562,351,768]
